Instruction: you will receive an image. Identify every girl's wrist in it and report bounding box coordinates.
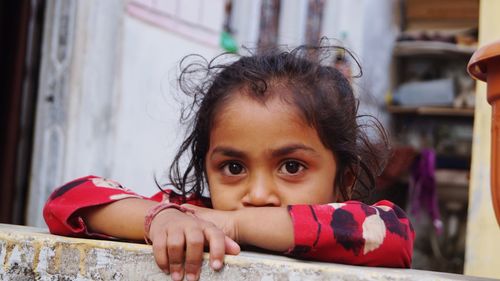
[144,202,194,243]
[232,207,294,251]
[229,210,239,244]
[233,209,249,245]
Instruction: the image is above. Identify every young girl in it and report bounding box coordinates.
[44,45,414,281]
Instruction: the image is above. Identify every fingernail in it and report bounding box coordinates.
[163,269,170,275]
[212,260,222,270]
[172,271,182,281]
[186,273,196,281]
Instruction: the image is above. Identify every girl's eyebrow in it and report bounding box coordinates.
[270,144,319,158]
[210,144,319,159]
[210,146,246,159]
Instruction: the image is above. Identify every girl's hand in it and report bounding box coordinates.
[182,206,295,253]
[181,204,239,242]
[148,208,240,281]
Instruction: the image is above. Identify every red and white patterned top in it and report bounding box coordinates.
[43,175,414,268]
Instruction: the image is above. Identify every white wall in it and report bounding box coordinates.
[321,0,397,126]
[278,0,308,46]
[28,0,225,226]
[109,15,222,195]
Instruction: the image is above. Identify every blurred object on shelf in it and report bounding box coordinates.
[377,146,418,190]
[398,31,455,44]
[434,123,473,158]
[435,169,470,187]
[391,0,479,274]
[435,169,470,204]
[455,29,478,47]
[394,40,476,56]
[386,106,474,117]
[403,0,479,31]
[393,78,454,107]
[409,149,443,234]
[417,169,469,273]
[391,40,476,110]
[453,73,476,108]
[397,28,478,48]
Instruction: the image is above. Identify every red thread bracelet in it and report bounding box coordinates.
[143,202,195,244]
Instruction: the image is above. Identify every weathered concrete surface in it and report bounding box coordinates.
[0,224,495,281]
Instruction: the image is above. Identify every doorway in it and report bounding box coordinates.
[0,0,45,224]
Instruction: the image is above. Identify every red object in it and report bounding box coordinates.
[44,175,414,268]
[468,40,500,226]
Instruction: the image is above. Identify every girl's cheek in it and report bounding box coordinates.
[210,189,240,211]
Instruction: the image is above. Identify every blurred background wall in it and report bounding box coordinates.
[25,0,226,227]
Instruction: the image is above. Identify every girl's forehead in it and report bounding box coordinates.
[213,89,302,124]
[206,88,333,164]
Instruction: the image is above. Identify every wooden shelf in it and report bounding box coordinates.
[394,41,476,56]
[435,169,470,203]
[387,105,475,117]
[395,169,469,187]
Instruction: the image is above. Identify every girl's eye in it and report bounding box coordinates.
[279,160,306,175]
[222,162,245,175]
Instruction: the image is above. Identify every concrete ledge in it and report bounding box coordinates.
[0,224,494,281]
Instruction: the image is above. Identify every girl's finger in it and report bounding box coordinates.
[167,229,186,281]
[224,236,241,255]
[203,226,226,271]
[184,229,204,281]
[151,232,169,273]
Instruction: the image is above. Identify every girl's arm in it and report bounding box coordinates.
[43,175,207,238]
[79,198,156,240]
[233,207,294,252]
[43,175,149,238]
[284,201,414,268]
[188,206,295,251]
[189,201,414,268]
[44,176,239,281]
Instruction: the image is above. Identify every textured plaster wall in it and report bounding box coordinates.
[0,224,495,281]
[27,0,224,227]
[464,0,500,279]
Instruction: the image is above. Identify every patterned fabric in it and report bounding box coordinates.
[43,175,414,268]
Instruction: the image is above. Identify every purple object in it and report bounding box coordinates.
[409,149,443,234]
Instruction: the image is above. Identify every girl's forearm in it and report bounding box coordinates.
[80,198,157,240]
[235,207,294,252]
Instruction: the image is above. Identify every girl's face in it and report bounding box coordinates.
[205,91,338,210]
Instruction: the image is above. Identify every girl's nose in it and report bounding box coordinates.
[241,173,281,207]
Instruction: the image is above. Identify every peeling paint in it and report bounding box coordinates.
[3,241,15,268]
[0,241,6,272]
[36,245,55,274]
[31,241,41,275]
[77,244,89,276]
[7,245,22,266]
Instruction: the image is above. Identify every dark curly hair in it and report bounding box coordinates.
[164,44,389,203]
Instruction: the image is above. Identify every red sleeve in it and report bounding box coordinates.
[43,175,212,239]
[287,200,415,268]
[43,175,150,238]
